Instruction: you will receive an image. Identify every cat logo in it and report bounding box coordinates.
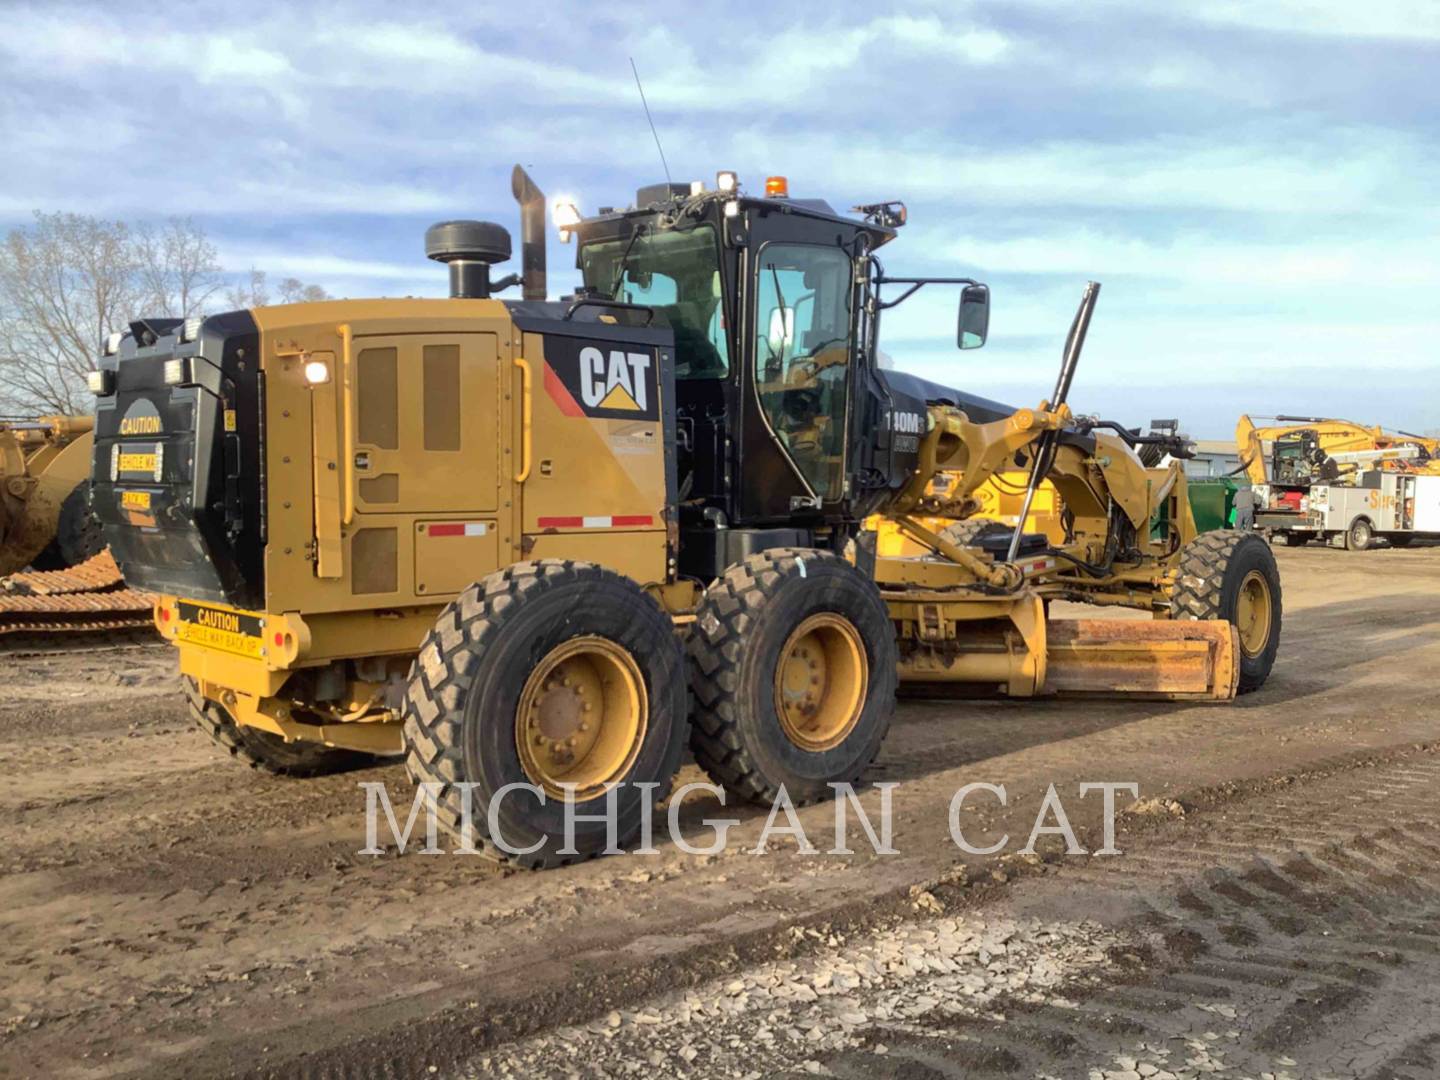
[579,347,651,412]
[543,337,661,421]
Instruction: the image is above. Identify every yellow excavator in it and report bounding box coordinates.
[1237,414,1440,489]
[1236,415,1440,545]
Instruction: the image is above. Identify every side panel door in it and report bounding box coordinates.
[350,333,501,514]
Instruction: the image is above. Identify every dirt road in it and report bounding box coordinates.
[1,545,1436,1079]
[468,751,1440,1079]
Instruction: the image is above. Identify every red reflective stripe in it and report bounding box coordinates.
[428,523,466,537]
[535,515,655,529]
[543,362,585,417]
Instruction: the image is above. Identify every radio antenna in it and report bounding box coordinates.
[629,57,672,186]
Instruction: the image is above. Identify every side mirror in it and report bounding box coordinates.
[957,284,989,350]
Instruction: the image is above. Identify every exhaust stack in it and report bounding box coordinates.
[511,164,547,302]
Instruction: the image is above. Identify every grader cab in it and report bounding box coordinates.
[89,167,1281,865]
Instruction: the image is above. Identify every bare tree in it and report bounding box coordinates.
[224,271,328,310]
[0,213,139,414]
[0,213,334,417]
[134,218,222,318]
[277,277,329,304]
[0,214,331,415]
[224,268,271,311]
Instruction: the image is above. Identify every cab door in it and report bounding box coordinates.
[748,242,854,507]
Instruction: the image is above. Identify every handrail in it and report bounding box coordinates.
[562,297,656,325]
[514,356,533,483]
[337,323,355,525]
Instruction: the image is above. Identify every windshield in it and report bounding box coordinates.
[579,225,730,380]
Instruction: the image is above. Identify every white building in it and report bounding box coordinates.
[1166,439,1243,480]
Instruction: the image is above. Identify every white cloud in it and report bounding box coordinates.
[0,8,1015,118]
[0,0,1434,435]
[1175,0,1440,41]
[1021,0,1440,41]
[736,127,1436,216]
[912,224,1438,289]
[0,173,454,219]
[215,249,423,282]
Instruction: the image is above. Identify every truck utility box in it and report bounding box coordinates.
[1302,471,1440,550]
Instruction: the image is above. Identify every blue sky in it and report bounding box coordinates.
[2,1,1436,438]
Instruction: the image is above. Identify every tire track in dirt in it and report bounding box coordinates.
[458,755,1440,1079]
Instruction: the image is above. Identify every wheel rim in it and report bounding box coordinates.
[515,636,647,800]
[773,613,867,752]
[1235,569,1273,659]
[1353,522,1370,545]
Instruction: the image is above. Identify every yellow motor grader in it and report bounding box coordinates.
[89,168,1280,865]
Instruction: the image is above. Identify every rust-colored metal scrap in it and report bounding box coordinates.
[0,550,156,635]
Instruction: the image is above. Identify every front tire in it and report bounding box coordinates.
[402,561,688,868]
[1171,530,1282,694]
[687,549,897,805]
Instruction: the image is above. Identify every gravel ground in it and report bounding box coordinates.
[0,544,1436,1079]
[466,753,1440,1078]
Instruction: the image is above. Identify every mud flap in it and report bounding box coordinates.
[1044,619,1239,701]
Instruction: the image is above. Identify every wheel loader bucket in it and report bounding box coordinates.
[0,423,94,576]
[1045,618,1239,700]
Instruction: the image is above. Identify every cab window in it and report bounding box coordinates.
[753,243,853,501]
[579,225,729,380]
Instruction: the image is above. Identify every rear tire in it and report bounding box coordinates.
[687,549,897,805]
[31,485,104,570]
[184,678,369,776]
[1171,530,1282,694]
[402,560,688,868]
[1345,517,1374,551]
[1279,531,1309,547]
[1387,534,1414,548]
